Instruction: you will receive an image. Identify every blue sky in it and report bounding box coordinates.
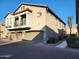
[0,0,76,26]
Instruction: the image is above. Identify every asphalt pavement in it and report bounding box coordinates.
[0,41,79,59]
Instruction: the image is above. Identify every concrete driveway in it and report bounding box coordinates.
[0,41,79,59]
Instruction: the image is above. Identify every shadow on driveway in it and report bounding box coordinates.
[0,41,79,59]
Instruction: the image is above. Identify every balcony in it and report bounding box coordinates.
[7,21,31,31]
[6,13,31,31]
[6,26,12,28]
[7,25,31,31]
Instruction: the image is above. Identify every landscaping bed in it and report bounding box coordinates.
[66,36,79,49]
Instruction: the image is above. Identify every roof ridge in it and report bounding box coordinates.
[21,2,48,7]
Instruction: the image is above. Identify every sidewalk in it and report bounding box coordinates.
[0,38,21,46]
[56,40,67,48]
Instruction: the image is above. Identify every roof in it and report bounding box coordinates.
[4,13,13,18]
[4,13,10,18]
[13,8,32,15]
[5,3,66,25]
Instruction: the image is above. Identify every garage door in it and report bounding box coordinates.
[24,31,44,43]
[16,32,22,40]
[10,33,17,40]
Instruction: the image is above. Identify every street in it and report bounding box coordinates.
[0,41,79,59]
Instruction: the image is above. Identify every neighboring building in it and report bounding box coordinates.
[0,22,8,39]
[5,3,66,43]
[66,26,78,35]
[76,0,79,33]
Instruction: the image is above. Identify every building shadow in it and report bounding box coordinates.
[58,29,66,40]
[31,26,64,43]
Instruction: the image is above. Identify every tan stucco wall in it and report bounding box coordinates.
[9,31,41,41]
[0,23,9,38]
[46,11,65,34]
[13,5,46,30]
[5,14,14,28]
[24,32,40,40]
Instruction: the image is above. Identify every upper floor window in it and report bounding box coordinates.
[14,17,19,26]
[6,18,9,25]
[21,14,26,25]
[37,12,42,17]
[10,17,12,25]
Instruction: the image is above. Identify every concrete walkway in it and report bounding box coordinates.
[56,40,67,48]
[0,38,21,46]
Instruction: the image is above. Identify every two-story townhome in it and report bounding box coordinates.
[5,3,66,43]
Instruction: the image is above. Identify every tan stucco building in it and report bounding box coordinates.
[5,3,66,43]
[0,22,8,39]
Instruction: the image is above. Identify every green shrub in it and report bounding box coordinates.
[47,37,57,44]
[66,36,78,48]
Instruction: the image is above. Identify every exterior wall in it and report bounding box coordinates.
[0,23,9,39]
[24,31,44,43]
[9,30,43,42]
[27,6,46,30]
[46,11,65,40]
[31,31,44,43]
[46,12,59,33]
[24,32,40,40]
[5,14,14,28]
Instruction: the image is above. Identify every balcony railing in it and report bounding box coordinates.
[6,26,11,28]
[14,20,26,26]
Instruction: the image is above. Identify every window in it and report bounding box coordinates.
[15,17,19,26]
[6,18,9,26]
[37,12,42,17]
[21,14,26,25]
[10,17,12,25]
